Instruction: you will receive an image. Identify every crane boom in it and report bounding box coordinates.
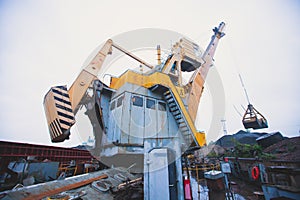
[69,39,113,114]
[43,39,113,142]
[186,22,225,121]
[195,22,225,81]
[44,39,157,143]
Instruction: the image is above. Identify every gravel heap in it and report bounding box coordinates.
[263,136,300,162]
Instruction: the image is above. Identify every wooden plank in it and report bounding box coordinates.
[23,174,108,200]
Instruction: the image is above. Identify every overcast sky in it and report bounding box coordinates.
[0,0,299,147]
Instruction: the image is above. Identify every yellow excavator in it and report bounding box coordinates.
[44,23,226,146]
[43,22,226,199]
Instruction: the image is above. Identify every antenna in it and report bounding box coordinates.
[238,74,251,105]
[221,119,228,135]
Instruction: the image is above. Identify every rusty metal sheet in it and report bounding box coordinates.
[27,162,59,182]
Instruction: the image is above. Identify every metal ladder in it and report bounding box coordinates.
[163,90,194,146]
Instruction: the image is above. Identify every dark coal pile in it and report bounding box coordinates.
[216,130,267,148]
[263,136,300,162]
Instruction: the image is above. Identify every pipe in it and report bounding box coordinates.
[157,45,161,65]
[112,42,154,69]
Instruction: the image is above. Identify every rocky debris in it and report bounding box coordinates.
[194,145,225,158]
[113,182,143,200]
[263,136,300,162]
[256,132,284,148]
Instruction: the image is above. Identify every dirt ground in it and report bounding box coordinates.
[229,176,264,200]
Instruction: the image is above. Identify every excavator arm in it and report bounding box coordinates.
[44,39,154,143]
[68,39,113,114]
[43,39,113,142]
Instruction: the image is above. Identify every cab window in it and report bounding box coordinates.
[110,101,115,110]
[132,96,143,107]
[146,98,156,110]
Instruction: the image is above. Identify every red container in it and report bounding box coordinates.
[184,179,192,200]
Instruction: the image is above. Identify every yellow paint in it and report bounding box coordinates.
[195,131,206,146]
[110,70,206,146]
[175,86,186,98]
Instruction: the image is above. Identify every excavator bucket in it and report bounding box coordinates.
[242,104,268,130]
[43,85,75,142]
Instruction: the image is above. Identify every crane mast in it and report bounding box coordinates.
[186,22,225,121]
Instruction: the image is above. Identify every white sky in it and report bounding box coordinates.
[0,0,299,147]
